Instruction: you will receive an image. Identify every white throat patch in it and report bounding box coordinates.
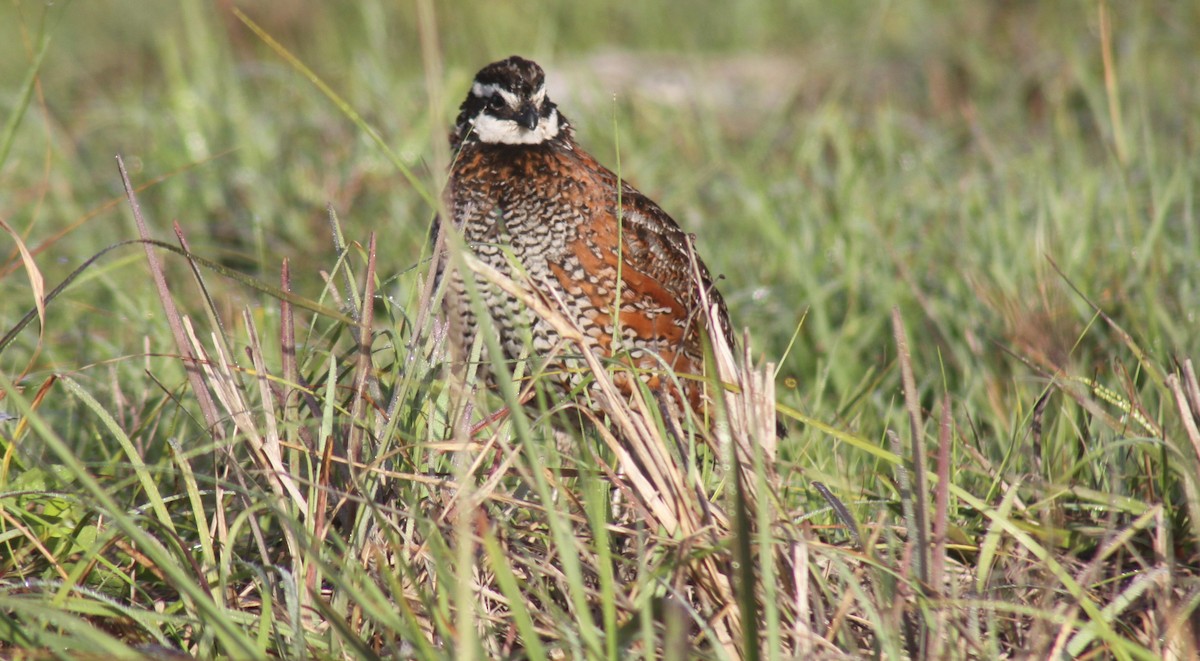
[471,109,560,145]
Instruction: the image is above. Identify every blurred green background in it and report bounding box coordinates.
[2,0,1198,421]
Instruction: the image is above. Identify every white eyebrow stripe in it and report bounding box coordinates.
[530,85,546,106]
[471,82,520,107]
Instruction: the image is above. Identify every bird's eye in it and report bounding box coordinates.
[487,94,505,110]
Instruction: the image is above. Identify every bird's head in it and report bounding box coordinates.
[454,56,567,146]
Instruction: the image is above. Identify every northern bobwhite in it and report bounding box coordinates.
[436,55,733,416]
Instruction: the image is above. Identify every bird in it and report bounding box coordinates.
[435,55,734,420]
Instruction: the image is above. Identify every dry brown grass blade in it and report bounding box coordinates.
[242,309,307,508]
[931,394,952,589]
[1168,371,1200,468]
[276,258,321,423]
[4,374,54,454]
[791,528,812,655]
[892,308,930,588]
[892,308,931,657]
[931,393,953,656]
[279,258,297,413]
[308,422,336,597]
[1180,359,1200,422]
[0,215,45,343]
[347,232,379,467]
[116,154,223,437]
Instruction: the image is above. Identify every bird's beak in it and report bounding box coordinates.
[516,103,540,131]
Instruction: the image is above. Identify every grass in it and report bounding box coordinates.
[2,0,1199,658]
